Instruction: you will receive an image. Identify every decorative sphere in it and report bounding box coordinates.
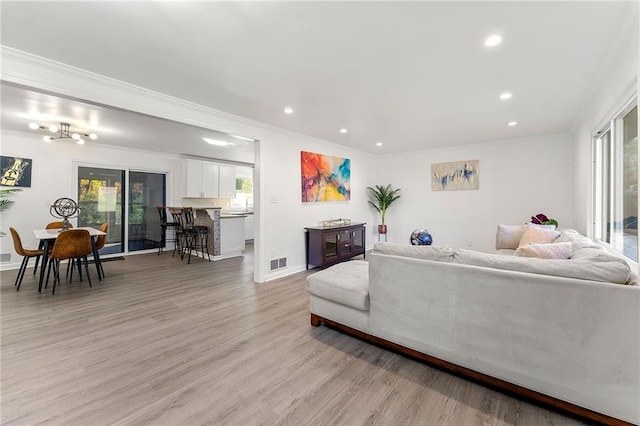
[410,229,432,245]
[51,197,80,219]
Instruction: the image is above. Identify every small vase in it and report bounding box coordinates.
[378,224,387,234]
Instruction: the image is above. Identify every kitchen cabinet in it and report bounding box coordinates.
[305,223,366,269]
[184,160,219,198]
[220,216,245,257]
[244,214,254,241]
[183,161,236,199]
[218,165,236,198]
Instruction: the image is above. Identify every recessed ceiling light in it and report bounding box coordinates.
[203,137,235,146]
[376,142,383,147]
[484,34,502,47]
[507,121,518,126]
[230,134,256,142]
[499,92,512,100]
[340,128,348,134]
[284,107,294,114]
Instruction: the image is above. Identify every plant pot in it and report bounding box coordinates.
[378,224,387,234]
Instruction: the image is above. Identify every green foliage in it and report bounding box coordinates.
[236,177,253,193]
[367,184,401,224]
[0,188,22,211]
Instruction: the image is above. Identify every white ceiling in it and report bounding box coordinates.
[0,1,637,155]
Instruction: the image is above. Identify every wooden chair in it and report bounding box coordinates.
[47,229,93,295]
[9,227,43,291]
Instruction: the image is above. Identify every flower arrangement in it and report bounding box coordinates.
[530,213,558,227]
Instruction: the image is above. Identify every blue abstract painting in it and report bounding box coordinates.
[431,160,479,191]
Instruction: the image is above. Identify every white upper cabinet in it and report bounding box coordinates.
[218,165,236,198]
[184,160,236,198]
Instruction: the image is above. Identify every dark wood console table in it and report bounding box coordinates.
[305,223,366,269]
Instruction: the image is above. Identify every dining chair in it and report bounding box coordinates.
[9,227,44,291]
[68,222,108,280]
[33,221,73,276]
[94,222,108,277]
[47,229,93,295]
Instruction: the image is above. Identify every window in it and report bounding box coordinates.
[593,101,638,262]
[230,166,254,211]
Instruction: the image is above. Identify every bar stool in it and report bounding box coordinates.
[157,206,179,255]
[169,210,187,259]
[181,207,211,264]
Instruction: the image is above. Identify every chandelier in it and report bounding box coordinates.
[28,122,98,145]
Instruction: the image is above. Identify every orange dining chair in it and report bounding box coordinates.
[70,222,108,280]
[9,227,44,291]
[47,229,93,295]
[33,221,73,276]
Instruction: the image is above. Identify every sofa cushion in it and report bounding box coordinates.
[305,260,370,311]
[453,249,631,284]
[518,225,561,247]
[373,242,454,262]
[515,242,572,259]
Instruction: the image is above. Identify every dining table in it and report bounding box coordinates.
[33,227,107,293]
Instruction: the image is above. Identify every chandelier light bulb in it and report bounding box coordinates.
[77,139,85,145]
[49,125,58,133]
[89,133,98,140]
[28,122,40,130]
[43,136,53,143]
[71,133,81,140]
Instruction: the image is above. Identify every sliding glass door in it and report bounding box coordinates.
[128,171,166,252]
[78,166,125,255]
[77,166,167,254]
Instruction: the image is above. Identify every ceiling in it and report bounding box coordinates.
[0,1,637,155]
[0,82,256,163]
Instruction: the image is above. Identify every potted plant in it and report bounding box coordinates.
[367,184,401,234]
[0,188,21,211]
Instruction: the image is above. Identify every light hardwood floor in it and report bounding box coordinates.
[1,250,590,425]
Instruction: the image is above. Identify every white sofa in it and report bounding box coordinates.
[305,230,640,425]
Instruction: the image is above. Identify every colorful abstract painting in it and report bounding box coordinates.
[431,160,479,191]
[301,151,350,202]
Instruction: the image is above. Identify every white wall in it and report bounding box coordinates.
[0,130,183,268]
[374,134,574,253]
[570,14,639,236]
[258,135,377,281]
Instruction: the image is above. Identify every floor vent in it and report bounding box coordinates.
[270,257,287,271]
[0,253,10,263]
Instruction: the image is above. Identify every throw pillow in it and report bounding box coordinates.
[496,224,525,250]
[515,242,572,259]
[518,225,560,247]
